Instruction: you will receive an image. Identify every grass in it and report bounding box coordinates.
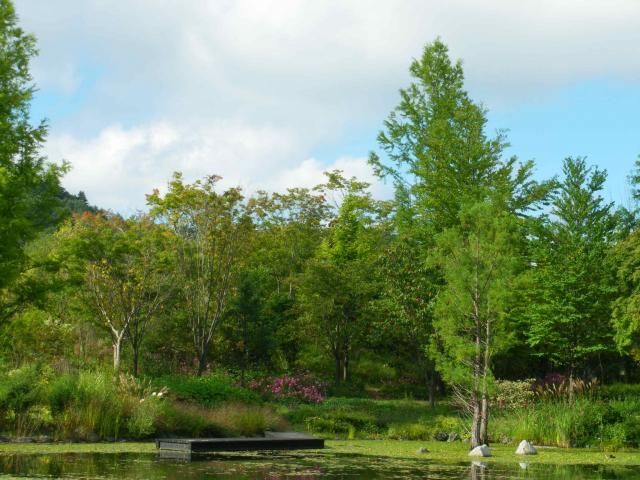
[0,367,285,441]
[1,440,640,466]
[282,397,461,440]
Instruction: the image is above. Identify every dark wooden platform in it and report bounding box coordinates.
[156,431,324,453]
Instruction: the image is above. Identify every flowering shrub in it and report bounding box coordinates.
[493,379,535,409]
[248,374,326,404]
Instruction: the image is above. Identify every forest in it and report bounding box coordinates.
[2,0,640,451]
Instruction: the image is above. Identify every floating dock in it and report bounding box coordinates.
[156,431,324,454]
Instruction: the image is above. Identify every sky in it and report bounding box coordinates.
[15,0,640,213]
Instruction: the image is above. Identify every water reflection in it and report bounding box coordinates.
[0,452,638,479]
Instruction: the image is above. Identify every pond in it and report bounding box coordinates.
[0,452,639,479]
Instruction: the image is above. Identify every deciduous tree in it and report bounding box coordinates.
[148,173,252,376]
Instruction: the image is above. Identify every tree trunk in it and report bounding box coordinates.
[334,350,341,386]
[240,317,248,387]
[480,312,491,445]
[113,335,123,372]
[197,344,209,376]
[480,392,489,445]
[132,346,139,377]
[471,293,482,448]
[342,350,349,383]
[569,363,575,403]
[470,392,482,448]
[428,370,436,409]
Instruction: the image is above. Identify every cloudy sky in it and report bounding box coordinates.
[15,0,640,212]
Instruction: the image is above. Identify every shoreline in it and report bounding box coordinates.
[1,440,639,466]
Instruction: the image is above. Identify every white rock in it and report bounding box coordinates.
[515,440,537,455]
[468,444,492,457]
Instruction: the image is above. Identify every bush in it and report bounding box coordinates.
[0,365,43,414]
[493,379,535,410]
[492,398,640,449]
[387,423,432,440]
[248,373,326,404]
[0,367,288,441]
[287,397,461,439]
[0,365,51,436]
[156,402,287,438]
[128,396,165,439]
[154,374,260,406]
[56,370,127,440]
[46,374,77,416]
[597,383,640,401]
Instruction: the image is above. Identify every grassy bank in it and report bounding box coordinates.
[283,396,640,450]
[0,366,286,441]
[1,440,640,466]
[4,366,640,450]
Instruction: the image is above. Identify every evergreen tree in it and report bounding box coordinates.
[370,39,551,446]
[523,158,618,395]
[0,0,65,308]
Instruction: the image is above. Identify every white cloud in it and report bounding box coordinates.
[269,156,392,198]
[14,0,640,210]
[48,122,386,212]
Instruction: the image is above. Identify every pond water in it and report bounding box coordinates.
[0,452,639,479]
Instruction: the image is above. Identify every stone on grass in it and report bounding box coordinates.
[515,440,537,455]
[447,432,460,442]
[416,447,429,454]
[468,444,492,457]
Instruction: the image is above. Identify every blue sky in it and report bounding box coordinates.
[16,0,640,212]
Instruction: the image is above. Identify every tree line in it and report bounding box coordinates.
[2,0,640,448]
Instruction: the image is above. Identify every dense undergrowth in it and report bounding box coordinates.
[2,365,640,449]
[0,366,286,441]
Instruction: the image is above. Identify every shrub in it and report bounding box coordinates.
[156,402,287,438]
[0,365,49,436]
[597,383,640,401]
[0,365,43,414]
[56,370,126,440]
[493,379,535,410]
[248,373,326,404]
[45,374,76,416]
[128,396,165,439]
[155,402,219,437]
[387,423,432,440]
[154,374,260,406]
[211,404,287,436]
[491,398,640,448]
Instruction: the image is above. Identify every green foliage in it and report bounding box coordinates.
[492,399,640,449]
[152,374,260,407]
[0,367,287,440]
[612,228,640,360]
[286,397,460,439]
[298,172,382,385]
[128,396,163,438]
[0,0,67,311]
[597,383,640,401]
[523,158,618,379]
[54,213,176,373]
[431,201,521,389]
[493,379,535,410]
[147,173,253,375]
